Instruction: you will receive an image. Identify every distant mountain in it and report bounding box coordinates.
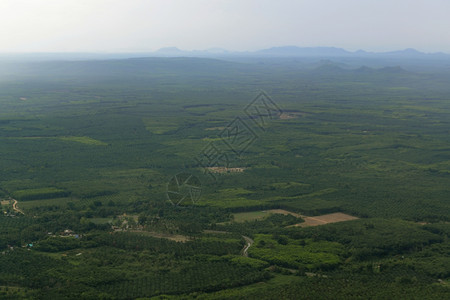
[148,46,450,59]
[155,47,185,55]
[354,66,375,73]
[152,47,231,57]
[2,46,450,62]
[203,48,229,54]
[354,49,371,55]
[255,46,351,57]
[365,48,450,59]
[383,48,423,56]
[378,66,408,73]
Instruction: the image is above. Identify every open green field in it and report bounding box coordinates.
[0,57,449,298]
[232,211,271,222]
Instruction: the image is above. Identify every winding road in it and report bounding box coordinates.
[12,199,24,215]
[242,235,254,257]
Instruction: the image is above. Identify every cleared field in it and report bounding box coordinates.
[232,211,270,222]
[231,209,358,227]
[231,209,302,223]
[290,212,359,227]
[128,230,191,242]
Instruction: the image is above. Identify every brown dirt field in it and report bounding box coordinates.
[291,212,359,228]
[265,209,358,227]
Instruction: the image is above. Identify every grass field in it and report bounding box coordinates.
[232,211,271,222]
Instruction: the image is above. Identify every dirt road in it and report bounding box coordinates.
[242,235,254,257]
[12,199,24,215]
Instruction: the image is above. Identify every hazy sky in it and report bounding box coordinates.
[1,0,449,53]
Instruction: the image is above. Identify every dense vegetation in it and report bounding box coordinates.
[0,56,449,298]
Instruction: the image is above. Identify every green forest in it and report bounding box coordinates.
[0,56,449,299]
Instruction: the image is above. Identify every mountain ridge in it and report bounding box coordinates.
[1,46,449,61]
[152,45,450,58]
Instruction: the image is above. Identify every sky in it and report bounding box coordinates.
[1,0,449,53]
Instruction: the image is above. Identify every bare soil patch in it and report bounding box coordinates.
[290,212,359,227]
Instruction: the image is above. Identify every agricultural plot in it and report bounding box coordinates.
[231,209,358,228]
[291,212,359,227]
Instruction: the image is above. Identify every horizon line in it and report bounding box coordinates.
[0,45,449,56]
